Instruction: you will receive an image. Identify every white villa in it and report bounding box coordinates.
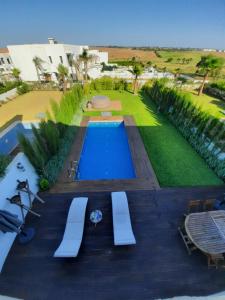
[0,48,14,80]
[8,38,108,82]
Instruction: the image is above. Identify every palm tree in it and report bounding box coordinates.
[129,63,144,94]
[68,55,83,81]
[73,58,83,81]
[67,54,76,81]
[57,64,69,93]
[79,49,95,81]
[12,68,21,81]
[174,68,181,78]
[196,55,225,96]
[32,56,44,82]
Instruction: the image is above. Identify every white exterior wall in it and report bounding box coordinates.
[7,42,107,82]
[0,152,39,273]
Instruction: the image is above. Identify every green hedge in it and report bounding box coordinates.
[90,76,131,91]
[43,126,77,185]
[19,84,84,188]
[143,80,225,181]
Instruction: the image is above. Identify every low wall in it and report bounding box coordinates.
[0,152,39,273]
[0,88,17,102]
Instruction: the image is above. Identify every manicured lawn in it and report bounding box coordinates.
[0,91,62,129]
[188,91,225,119]
[85,90,223,187]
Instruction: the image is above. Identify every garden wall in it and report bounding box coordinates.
[0,152,39,272]
[0,88,17,103]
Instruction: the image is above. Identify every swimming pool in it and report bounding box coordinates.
[76,121,136,180]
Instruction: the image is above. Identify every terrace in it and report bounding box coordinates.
[1,187,225,300]
[1,82,225,300]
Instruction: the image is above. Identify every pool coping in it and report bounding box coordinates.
[51,115,160,193]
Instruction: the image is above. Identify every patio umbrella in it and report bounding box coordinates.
[0,210,23,234]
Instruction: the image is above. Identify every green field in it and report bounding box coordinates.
[85,90,223,187]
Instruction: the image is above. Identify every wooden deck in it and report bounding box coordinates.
[1,186,225,300]
[52,116,159,193]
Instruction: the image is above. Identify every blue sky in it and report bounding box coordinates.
[1,0,225,49]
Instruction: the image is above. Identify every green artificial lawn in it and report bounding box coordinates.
[84,90,223,187]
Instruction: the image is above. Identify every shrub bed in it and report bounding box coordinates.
[143,80,225,181]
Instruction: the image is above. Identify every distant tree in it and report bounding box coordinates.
[12,68,21,81]
[57,64,69,93]
[79,49,96,81]
[129,63,144,94]
[146,61,152,67]
[177,58,181,64]
[32,56,44,82]
[182,58,186,64]
[166,57,173,63]
[196,55,225,95]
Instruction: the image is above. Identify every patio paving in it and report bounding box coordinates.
[0,186,225,300]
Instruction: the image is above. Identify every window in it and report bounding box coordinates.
[59,56,63,64]
[49,56,53,64]
[7,58,10,64]
[1,58,4,64]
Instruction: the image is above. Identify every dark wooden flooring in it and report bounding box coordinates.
[1,186,225,300]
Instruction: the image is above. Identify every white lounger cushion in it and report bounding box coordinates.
[54,197,88,257]
[111,192,136,246]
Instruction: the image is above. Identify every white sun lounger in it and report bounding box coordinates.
[54,197,88,257]
[111,192,136,246]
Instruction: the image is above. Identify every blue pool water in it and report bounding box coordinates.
[76,122,136,180]
[0,122,34,155]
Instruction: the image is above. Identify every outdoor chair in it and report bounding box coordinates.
[178,226,197,255]
[187,200,202,214]
[111,191,136,246]
[54,197,88,257]
[202,199,215,212]
[205,253,225,269]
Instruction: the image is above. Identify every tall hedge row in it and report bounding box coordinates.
[143,80,225,181]
[19,84,84,186]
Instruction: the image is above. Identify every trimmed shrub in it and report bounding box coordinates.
[17,82,31,95]
[90,77,129,91]
[0,155,11,177]
[39,178,50,191]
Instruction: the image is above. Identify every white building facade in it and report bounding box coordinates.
[8,38,108,82]
[0,48,14,81]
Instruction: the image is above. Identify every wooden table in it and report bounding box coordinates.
[185,210,225,255]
